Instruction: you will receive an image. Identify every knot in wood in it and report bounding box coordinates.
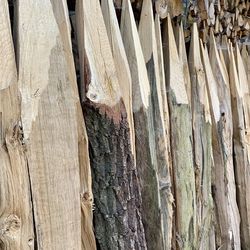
[0,214,21,239]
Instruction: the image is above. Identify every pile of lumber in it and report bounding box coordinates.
[0,0,250,249]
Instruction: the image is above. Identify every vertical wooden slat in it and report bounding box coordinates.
[155,13,174,250]
[227,42,250,250]
[208,31,241,249]
[139,0,173,248]
[121,0,163,249]
[234,43,250,250]
[0,1,34,249]
[49,1,96,249]
[101,0,135,157]
[162,16,197,250]
[16,0,82,248]
[188,23,214,250]
[77,0,147,249]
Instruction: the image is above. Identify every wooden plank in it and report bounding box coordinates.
[208,31,241,249]
[228,42,250,250]
[139,0,173,248]
[162,15,197,250]
[155,13,174,250]
[200,43,221,250]
[50,1,96,249]
[77,0,147,249]
[101,0,135,157]
[0,0,34,249]
[16,0,83,248]
[188,23,214,250]
[121,0,163,249]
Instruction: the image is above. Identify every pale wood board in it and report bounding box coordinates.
[16,0,83,248]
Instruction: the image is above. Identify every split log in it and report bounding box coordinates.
[200,42,222,250]
[155,13,174,250]
[235,43,250,249]
[227,42,250,250]
[77,0,147,249]
[0,0,34,249]
[16,0,84,248]
[162,16,197,250]
[139,0,173,248]
[121,0,163,249]
[208,31,241,249]
[188,23,214,250]
[49,1,96,249]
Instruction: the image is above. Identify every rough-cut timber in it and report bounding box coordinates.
[200,43,221,250]
[188,23,214,250]
[77,0,147,249]
[234,43,250,250]
[121,0,163,249]
[101,0,135,157]
[162,16,197,250]
[139,1,173,249]
[175,23,192,104]
[208,32,241,250]
[49,1,96,249]
[227,42,250,250]
[0,0,34,249]
[16,0,83,249]
[155,14,176,250]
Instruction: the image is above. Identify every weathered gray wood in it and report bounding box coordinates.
[208,31,241,250]
[0,1,34,249]
[234,43,250,250]
[139,1,173,249]
[200,42,221,250]
[188,23,214,250]
[16,1,83,249]
[162,16,197,250]
[121,0,163,249]
[77,0,147,249]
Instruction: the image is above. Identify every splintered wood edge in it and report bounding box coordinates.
[101,0,135,155]
[120,0,150,111]
[235,43,249,96]
[139,0,165,123]
[190,23,211,123]
[200,42,220,122]
[177,22,192,104]
[166,15,188,105]
[209,31,229,89]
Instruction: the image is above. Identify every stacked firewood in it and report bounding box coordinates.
[0,0,249,249]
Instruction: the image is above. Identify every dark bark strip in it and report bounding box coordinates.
[83,101,147,250]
